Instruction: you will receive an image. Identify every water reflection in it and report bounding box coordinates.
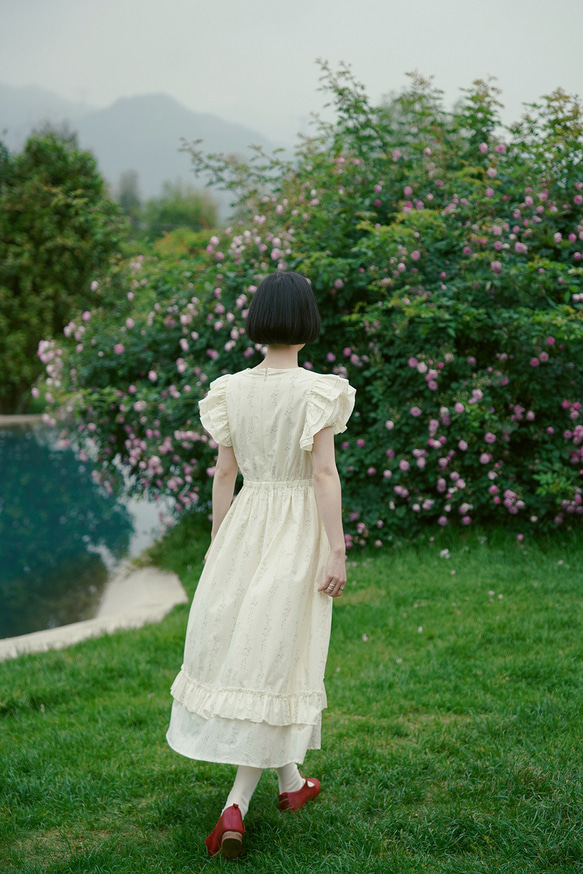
[0,426,134,638]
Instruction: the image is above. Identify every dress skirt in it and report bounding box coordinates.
[166,367,356,769]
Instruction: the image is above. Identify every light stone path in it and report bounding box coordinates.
[0,565,189,662]
[0,414,44,426]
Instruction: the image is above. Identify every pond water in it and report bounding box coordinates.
[0,424,173,639]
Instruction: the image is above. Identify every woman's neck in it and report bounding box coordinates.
[255,344,303,370]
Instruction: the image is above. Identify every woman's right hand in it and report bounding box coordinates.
[318,550,347,598]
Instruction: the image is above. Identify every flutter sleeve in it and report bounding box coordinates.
[198,374,232,446]
[299,374,356,451]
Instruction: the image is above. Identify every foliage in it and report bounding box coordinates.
[0,130,125,413]
[40,66,583,543]
[1,526,583,872]
[141,180,218,241]
[116,169,142,230]
[151,227,213,259]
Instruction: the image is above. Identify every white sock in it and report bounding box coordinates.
[277,762,305,794]
[222,765,263,819]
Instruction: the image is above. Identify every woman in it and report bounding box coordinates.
[167,271,356,858]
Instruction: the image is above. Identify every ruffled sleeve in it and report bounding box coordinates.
[198,374,232,446]
[300,374,356,451]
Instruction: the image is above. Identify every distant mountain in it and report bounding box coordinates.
[0,84,95,143]
[75,93,281,205]
[0,85,285,212]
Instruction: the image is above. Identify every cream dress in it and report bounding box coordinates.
[166,366,356,769]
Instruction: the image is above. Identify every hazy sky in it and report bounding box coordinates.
[1,0,582,143]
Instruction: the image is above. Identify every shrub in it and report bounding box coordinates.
[142,181,218,241]
[40,67,583,544]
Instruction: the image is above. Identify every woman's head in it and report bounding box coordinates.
[245,271,321,346]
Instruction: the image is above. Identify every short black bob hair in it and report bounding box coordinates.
[245,271,321,345]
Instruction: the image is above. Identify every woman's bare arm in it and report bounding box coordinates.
[312,427,347,597]
[208,443,239,552]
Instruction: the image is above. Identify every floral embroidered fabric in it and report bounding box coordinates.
[166,367,355,768]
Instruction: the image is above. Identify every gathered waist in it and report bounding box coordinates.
[243,478,313,490]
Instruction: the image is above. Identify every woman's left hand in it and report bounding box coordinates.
[318,550,346,598]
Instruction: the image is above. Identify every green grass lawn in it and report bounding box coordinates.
[1,521,582,873]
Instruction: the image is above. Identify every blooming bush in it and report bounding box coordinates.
[41,65,583,545]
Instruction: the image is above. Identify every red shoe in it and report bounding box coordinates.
[205,803,245,858]
[278,776,321,811]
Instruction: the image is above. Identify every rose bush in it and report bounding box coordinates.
[40,65,583,545]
